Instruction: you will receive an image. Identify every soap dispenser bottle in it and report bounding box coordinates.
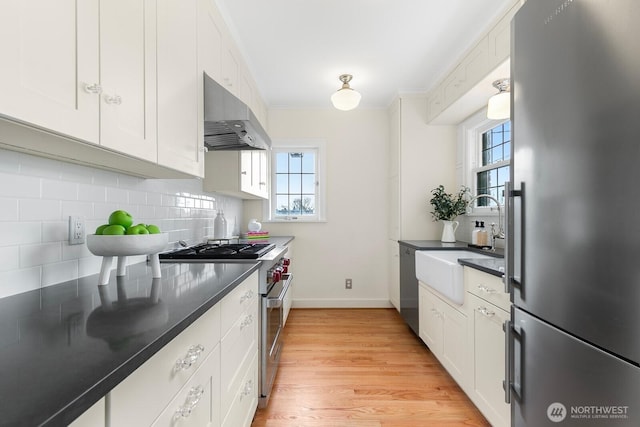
[477,221,488,247]
[471,221,480,245]
[214,211,227,239]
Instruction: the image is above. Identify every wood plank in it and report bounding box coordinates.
[252,308,489,427]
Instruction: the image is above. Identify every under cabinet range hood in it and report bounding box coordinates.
[203,73,271,150]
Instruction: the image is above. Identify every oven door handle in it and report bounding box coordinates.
[266,273,292,308]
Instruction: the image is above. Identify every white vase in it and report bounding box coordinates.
[440,220,459,243]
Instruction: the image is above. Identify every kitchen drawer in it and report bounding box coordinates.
[220,304,258,411]
[222,350,259,427]
[152,344,221,427]
[465,267,510,312]
[110,303,221,427]
[220,271,259,335]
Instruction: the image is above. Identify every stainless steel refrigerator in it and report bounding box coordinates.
[506,0,640,425]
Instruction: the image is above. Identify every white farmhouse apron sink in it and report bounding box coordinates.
[415,250,492,305]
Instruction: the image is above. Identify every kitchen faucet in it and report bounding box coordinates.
[467,194,505,251]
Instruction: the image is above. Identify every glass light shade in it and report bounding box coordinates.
[331,88,362,111]
[487,91,510,119]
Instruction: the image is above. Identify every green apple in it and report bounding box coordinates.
[145,224,161,234]
[126,224,150,235]
[102,224,126,235]
[108,210,133,229]
[95,224,109,235]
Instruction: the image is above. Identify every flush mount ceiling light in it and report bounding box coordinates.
[331,74,361,111]
[487,78,511,119]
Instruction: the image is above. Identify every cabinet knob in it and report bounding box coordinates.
[477,306,496,317]
[84,83,102,94]
[173,385,205,420]
[477,284,497,294]
[174,344,205,371]
[104,94,122,105]
[240,379,253,401]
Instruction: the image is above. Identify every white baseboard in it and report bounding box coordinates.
[292,298,394,309]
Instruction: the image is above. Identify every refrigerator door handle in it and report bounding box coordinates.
[511,322,523,400]
[503,319,512,404]
[506,182,523,291]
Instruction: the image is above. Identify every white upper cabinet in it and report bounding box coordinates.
[99,0,157,162]
[157,0,203,177]
[0,0,100,142]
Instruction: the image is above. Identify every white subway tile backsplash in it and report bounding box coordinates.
[20,242,62,268]
[0,197,18,221]
[19,199,62,221]
[0,172,41,198]
[0,148,243,298]
[0,267,41,298]
[78,183,106,202]
[42,178,78,201]
[42,260,78,287]
[0,222,41,246]
[106,187,129,204]
[0,247,19,272]
[61,201,94,220]
[42,221,67,243]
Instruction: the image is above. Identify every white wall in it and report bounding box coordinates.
[0,148,242,298]
[245,108,391,308]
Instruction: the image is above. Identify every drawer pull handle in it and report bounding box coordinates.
[104,94,122,105]
[240,379,253,401]
[84,83,102,94]
[175,344,205,371]
[174,385,205,420]
[240,314,254,330]
[478,306,496,317]
[477,284,497,294]
[240,289,254,304]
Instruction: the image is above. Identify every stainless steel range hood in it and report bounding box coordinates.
[203,73,271,150]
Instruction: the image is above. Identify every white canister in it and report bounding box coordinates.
[248,219,262,232]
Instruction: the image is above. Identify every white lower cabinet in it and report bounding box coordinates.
[104,271,259,427]
[465,267,511,427]
[418,283,469,388]
[418,265,512,427]
[220,271,259,426]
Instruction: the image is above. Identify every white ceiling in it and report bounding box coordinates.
[215,0,514,110]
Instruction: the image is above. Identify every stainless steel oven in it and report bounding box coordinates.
[158,242,292,407]
[261,271,291,407]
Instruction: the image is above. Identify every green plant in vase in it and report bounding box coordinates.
[429,185,470,242]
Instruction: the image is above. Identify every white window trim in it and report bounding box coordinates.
[459,109,509,216]
[263,138,327,223]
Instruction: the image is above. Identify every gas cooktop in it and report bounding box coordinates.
[159,243,276,260]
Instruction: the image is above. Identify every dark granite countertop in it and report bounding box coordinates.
[0,261,259,427]
[398,240,504,277]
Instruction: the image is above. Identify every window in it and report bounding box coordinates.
[476,121,510,206]
[460,110,511,210]
[267,140,326,222]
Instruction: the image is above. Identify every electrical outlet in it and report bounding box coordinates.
[69,216,86,245]
[345,279,352,289]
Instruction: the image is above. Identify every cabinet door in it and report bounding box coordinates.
[0,0,99,143]
[99,0,157,161]
[157,0,203,177]
[198,0,223,83]
[440,299,469,387]
[469,293,510,427]
[419,284,442,354]
[251,150,268,198]
[221,46,238,95]
[240,151,253,193]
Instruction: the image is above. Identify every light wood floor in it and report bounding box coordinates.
[251,308,490,427]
